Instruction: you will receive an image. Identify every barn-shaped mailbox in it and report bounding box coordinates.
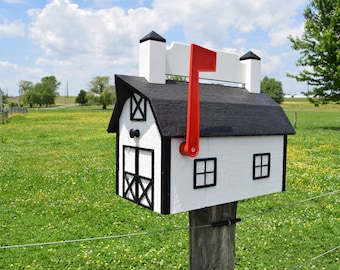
[108,31,295,215]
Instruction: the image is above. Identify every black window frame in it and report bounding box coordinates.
[130,93,146,121]
[253,153,271,180]
[194,158,217,189]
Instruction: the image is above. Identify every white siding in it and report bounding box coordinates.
[118,98,162,213]
[165,42,246,85]
[170,136,285,214]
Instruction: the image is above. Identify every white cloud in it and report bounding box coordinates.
[1,0,309,95]
[28,0,165,59]
[269,22,305,47]
[262,54,285,75]
[26,0,171,92]
[28,0,308,62]
[153,0,308,47]
[233,38,247,47]
[0,61,45,95]
[0,19,25,36]
[0,61,19,70]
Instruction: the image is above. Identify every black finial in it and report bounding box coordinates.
[240,51,261,61]
[140,31,166,43]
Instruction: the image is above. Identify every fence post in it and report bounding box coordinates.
[189,201,238,270]
[294,112,297,129]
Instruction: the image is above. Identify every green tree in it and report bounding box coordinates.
[89,76,110,95]
[100,86,115,109]
[40,76,61,107]
[19,80,34,106]
[24,87,41,108]
[261,76,284,104]
[21,76,60,107]
[19,80,34,95]
[287,0,340,104]
[0,87,7,107]
[88,76,115,109]
[167,75,187,81]
[75,89,88,105]
[85,91,99,106]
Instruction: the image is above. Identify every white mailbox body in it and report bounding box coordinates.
[108,31,295,214]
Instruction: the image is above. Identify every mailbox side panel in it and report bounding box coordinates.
[118,98,163,213]
[169,135,286,214]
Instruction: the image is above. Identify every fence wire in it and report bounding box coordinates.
[0,190,338,250]
[289,245,340,269]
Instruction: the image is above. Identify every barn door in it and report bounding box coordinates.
[123,146,154,210]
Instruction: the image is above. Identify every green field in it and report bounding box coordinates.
[0,100,339,269]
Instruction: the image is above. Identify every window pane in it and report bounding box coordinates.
[254,167,262,178]
[196,174,205,187]
[139,149,153,179]
[206,160,215,172]
[124,147,136,174]
[262,166,269,177]
[262,155,269,165]
[133,109,143,120]
[255,155,262,166]
[196,161,205,173]
[206,173,215,185]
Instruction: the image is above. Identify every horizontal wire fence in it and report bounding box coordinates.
[1,189,338,268]
[289,245,340,270]
[1,107,28,124]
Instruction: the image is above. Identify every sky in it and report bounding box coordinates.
[0,0,309,96]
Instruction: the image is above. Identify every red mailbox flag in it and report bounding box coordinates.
[180,44,217,157]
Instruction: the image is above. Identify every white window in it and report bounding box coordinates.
[194,158,217,189]
[253,153,271,179]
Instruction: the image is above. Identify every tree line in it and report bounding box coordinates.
[75,76,115,109]
[17,75,116,109]
[19,76,60,107]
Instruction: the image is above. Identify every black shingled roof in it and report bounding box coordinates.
[108,75,295,137]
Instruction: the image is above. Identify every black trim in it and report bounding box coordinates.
[116,120,120,195]
[107,75,132,133]
[161,137,171,214]
[115,122,120,195]
[194,158,217,189]
[130,93,146,121]
[282,135,288,191]
[253,153,271,180]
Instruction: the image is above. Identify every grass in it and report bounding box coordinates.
[282,97,340,111]
[0,101,339,269]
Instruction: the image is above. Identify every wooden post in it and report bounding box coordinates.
[294,112,297,129]
[189,201,238,270]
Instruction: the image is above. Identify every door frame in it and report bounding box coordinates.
[122,145,154,210]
